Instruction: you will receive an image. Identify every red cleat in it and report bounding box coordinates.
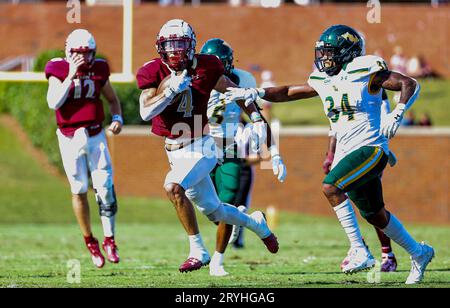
[85,237,105,268]
[102,237,120,264]
[262,233,279,254]
[179,257,210,273]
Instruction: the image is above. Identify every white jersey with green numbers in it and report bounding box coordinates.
[307,55,390,167]
[207,68,257,139]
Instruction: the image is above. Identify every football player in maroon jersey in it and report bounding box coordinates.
[136,19,282,273]
[45,29,123,268]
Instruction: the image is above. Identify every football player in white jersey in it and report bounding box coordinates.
[200,38,287,276]
[225,25,434,284]
[324,89,398,273]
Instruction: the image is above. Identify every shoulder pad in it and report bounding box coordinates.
[307,69,328,89]
[345,55,388,78]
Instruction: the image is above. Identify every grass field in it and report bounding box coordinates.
[0,120,449,288]
[272,79,450,126]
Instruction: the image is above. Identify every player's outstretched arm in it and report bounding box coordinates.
[261,84,319,102]
[224,83,318,106]
[372,70,420,139]
[101,80,123,135]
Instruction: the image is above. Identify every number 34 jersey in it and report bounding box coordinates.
[307,55,390,162]
[45,58,110,137]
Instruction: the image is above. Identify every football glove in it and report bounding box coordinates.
[164,69,192,99]
[249,121,267,154]
[269,146,287,183]
[381,103,406,139]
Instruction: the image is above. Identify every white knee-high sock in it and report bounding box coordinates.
[188,234,209,260]
[101,216,115,238]
[333,199,366,249]
[382,213,422,259]
[211,251,224,267]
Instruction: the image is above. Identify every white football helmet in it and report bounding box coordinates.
[156,19,196,71]
[65,29,97,69]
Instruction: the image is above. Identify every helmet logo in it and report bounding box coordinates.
[341,32,359,43]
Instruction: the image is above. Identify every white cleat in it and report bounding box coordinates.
[209,265,229,277]
[229,206,247,244]
[249,211,271,239]
[405,242,435,285]
[341,246,376,275]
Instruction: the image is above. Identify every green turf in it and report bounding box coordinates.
[272,79,450,126]
[0,121,449,288]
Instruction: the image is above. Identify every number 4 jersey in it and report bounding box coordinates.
[307,55,390,164]
[45,58,110,137]
[136,55,224,139]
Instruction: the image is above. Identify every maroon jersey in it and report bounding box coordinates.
[45,58,110,137]
[136,55,224,139]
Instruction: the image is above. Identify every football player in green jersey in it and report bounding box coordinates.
[201,38,286,276]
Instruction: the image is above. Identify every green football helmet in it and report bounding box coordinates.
[200,38,234,75]
[314,25,364,76]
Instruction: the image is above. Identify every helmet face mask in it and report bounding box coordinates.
[314,25,363,76]
[157,38,194,71]
[314,45,339,75]
[156,19,196,71]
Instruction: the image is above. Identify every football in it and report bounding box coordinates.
[157,74,184,105]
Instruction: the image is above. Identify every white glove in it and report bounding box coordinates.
[249,121,267,153]
[225,87,263,107]
[381,103,406,139]
[270,146,287,183]
[164,69,192,99]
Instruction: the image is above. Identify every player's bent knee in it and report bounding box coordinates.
[94,185,118,217]
[365,208,389,228]
[206,205,226,223]
[322,183,340,197]
[165,183,184,196]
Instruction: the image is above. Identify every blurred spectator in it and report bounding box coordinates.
[390,46,407,74]
[418,113,432,127]
[401,110,416,126]
[259,70,276,122]
[407,55,440,79]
